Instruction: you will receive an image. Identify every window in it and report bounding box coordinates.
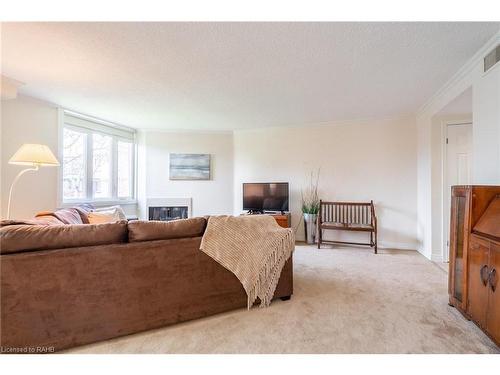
[61,111,136,203]
[62,128,87,199]
[92,133,112,198]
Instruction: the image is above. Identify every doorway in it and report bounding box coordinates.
[443,122,472,262]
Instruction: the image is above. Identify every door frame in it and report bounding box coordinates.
[442,120,473,263]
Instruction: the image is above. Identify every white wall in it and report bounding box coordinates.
[416,31,500,259]
[1,95,59,219]
[138,130,234,219]
[233,117,418,250]
[473,64,500,183]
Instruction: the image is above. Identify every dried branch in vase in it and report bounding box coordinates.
[301,168,320,214]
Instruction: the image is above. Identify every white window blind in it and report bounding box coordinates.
[64,112,135,140]
[61,111,136,203]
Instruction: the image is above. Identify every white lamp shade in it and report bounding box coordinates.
[8,144,60,166]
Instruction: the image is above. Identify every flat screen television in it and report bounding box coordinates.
[243,182,289,213]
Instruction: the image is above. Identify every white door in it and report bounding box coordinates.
[444,123,473,262]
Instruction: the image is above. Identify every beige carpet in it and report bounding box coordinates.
[67,244,499,354]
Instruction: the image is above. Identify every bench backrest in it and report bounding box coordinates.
[319,200,374,225]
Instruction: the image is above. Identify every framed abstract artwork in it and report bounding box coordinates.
[169,153,211,180]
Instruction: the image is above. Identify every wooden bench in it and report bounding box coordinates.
[317,200,377,253]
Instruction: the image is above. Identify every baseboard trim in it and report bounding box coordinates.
[378,242,417,251]
[296,240,417,251]
[431,254,444,263]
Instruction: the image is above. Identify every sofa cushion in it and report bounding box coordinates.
[0,221,128,254]
[128,217,207,243]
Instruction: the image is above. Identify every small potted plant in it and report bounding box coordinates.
[301,169,320,244]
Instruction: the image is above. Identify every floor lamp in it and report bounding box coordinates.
[6,144,60,219]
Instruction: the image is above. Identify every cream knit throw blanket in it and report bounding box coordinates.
[200,215,295,309]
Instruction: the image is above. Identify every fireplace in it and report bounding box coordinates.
[145,198,192,221]
[149,206,188,221]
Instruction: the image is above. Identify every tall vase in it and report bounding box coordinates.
[303,213,318,245]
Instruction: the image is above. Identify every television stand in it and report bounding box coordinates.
[243,211,291,228]
[271,213,291,228]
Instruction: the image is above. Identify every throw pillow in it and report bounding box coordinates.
[93,205,127,220]
[87,210,122,224]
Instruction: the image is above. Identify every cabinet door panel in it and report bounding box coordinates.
[468,236,490,328]
[487,243,500,342]
[449,187,470,310]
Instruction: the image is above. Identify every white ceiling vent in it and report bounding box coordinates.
[484,44,500,73]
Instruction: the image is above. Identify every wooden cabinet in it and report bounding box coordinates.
[449,186,500,347]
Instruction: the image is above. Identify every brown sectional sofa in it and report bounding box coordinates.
[0,217,293,353]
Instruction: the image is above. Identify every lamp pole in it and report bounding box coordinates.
[6,165,39,219]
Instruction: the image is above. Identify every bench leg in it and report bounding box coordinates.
[317,229,321,249]
[370,231,377,254]
[374,230,378,254]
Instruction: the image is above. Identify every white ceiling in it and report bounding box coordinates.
[1,22,499,130]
